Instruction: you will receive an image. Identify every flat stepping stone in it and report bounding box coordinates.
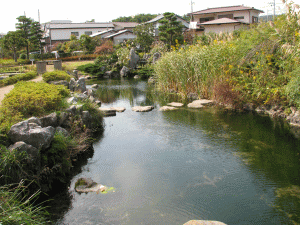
[167,102,184,107]
[99,107,116,116]
[187,99,214,108]
[159,106,178,111]
[132,106,154,112]
[110,107,126,112]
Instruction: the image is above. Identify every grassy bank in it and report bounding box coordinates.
[154,2,300,110]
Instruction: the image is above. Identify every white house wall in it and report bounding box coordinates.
[113,33,137,45]
[51,28,111,41]
[204,24,236,33]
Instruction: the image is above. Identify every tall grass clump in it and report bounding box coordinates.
[0,180,49,224]
[154,0,300,109]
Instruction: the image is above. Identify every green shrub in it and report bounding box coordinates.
[42,71,72,83]
[77,62,107,77]
[19,53,27,59]
[0,71,38,87]
[1,81,70,119]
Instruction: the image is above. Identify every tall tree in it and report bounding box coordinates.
[158,12,184,49]
[2,31,25,62]
[30,21,45,54]
[133,24,154,52]
[16,16,33,58]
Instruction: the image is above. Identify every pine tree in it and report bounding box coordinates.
[158,12,184,49]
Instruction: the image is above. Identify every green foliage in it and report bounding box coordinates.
[0,71,38,87]
[285,68,300,108]
[19,53,27,59]
[133,24,155,52]
[1,81,70,119]
[112,13,157,23]
[2,30,25,62]
[153,0,300,108]
[0,181,48,224]
[116,47,130,66]
[136,64,154,78]
[158,12,185,49]
[81,101,104,132]
[77,62,107,77]
[42,71,72,82]
[0,146,30,184]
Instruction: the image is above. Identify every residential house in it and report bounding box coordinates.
[104,30,137,45]
[43,20,114,51]
[145,14,189,37]
[112,22,138,31]
[90,29,116,38]
[189,5,264,34]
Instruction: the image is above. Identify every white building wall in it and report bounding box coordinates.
[51,28,110,41]
[233,11,250,23]
[204,24,236,33]
[113,33,137,45]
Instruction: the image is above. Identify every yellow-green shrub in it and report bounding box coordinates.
[1,81,70,119]
[0,71,38,87]
[42,71,72,83]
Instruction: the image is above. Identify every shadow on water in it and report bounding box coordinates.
[40,133,105,222]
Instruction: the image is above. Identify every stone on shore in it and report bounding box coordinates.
[159,106,178,111]
[187,99,214,108]
[99,108,117,117]
[110,107,126,112]
[167,102,184,107]
[132,106,154,112]
[75,178,107,193]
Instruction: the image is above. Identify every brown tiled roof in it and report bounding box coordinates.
[113,22,139,28]
[200,18,246,25]
[192,5,264,15]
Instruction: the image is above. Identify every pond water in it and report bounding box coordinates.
[54,79,300,225]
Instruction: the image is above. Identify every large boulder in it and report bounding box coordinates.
[129,47,140,69]
[187,99,214,108]
[40,112,58,127]
[81,111,92,129]
[75,77,86,93]
[8,119,55,150]
[55,127,69,137]
[8,141,39,161]
[120,66,130,77]
[75,178,106,193]
[69,78,76,92]
[183,220,227,225]
[49,80,69,88]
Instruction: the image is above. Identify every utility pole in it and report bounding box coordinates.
[190,0,195,21]
[273,0,276,20]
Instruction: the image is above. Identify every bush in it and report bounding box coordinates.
[42,71,72,83]
[285,68,300,108]
[19,53,27,59]
[0,71,38,87]
[1,81,70,119]
[77,62,107,77]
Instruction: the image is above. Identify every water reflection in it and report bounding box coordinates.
[56,79,300,225]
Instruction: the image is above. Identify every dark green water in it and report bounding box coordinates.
[55,79,300,225]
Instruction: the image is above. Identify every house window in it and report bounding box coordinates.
[252,16,258,23]
[200,17,214,23]
[85,31,92,35]
[218,14,233,19]
[71,32,79,36]
[234,16,244,20]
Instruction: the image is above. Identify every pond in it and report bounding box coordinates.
[52,79,300,225]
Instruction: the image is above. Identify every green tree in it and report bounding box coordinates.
[2,31,25,62]
[112,14,157,23]
[80,34,96,52]
[16,16,33,58]
[133,23,154,52]
[158,12,184,49]
[30,21,45,54]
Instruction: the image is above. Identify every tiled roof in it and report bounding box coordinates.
[45,22,114,29]
[113,22,139,28]
[200,18,246,25]
[145,14,164,24]
[90,29,115,37]
[105,29,133,38]
[192,5,264,15]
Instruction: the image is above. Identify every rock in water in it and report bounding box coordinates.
[132,106,154,112]
[75,178,107,193]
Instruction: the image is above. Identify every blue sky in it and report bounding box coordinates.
[0,0,287,33]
